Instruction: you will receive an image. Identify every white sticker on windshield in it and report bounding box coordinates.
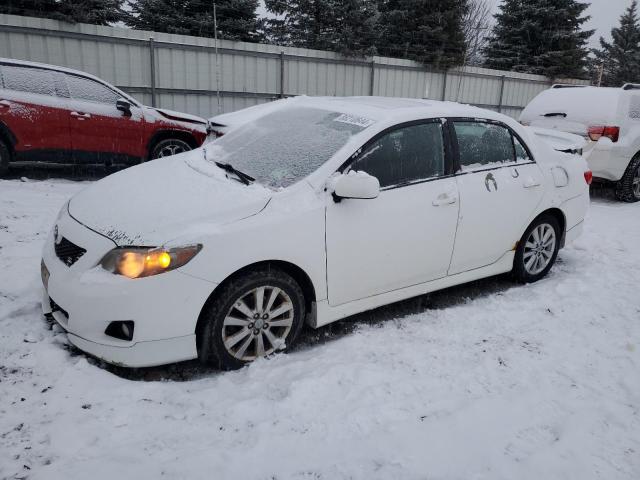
[333,113,375,128]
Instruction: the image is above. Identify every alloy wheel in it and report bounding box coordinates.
[156,139,190,158]
[523,223,556,276]
[221,286,294,362]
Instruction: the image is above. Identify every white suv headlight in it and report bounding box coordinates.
[99,244,202,279]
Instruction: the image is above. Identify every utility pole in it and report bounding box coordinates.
[214,2,221,113]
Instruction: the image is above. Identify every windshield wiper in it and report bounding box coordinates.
[215,161,254,185]
[543,112,567,118]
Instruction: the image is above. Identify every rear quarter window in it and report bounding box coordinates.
[629,96,640,120]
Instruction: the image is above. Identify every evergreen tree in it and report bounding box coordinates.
[375,0,468,68]
[126,0,261,42]
[0,0,124,25]
[592,0,640,86]
[333,0,379,56]
[264,0,378,57]
[483,0,593,78]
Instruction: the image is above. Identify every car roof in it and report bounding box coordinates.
[0,57,139,105]
[211,95,508,128]
[1,57,109,84]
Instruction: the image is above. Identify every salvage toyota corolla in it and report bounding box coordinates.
[41,97,591,369]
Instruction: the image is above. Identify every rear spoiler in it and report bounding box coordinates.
[525,126,586,155]
[551,84,588,89]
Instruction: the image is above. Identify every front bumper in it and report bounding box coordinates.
[41,209,216,367]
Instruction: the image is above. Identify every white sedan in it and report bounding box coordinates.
[41,97,591,369]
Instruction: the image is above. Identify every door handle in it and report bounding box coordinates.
[522,177,540,188]
[0,100,10,108]
[70,111,91,119]
[432,192,458,206]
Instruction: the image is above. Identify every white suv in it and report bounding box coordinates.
[520,84,640,202]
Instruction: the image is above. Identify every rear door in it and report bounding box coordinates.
[62,73,146,163]
[448,119,545,275]
[0,64,71,162]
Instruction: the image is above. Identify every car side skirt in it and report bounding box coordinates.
[13,149,142,165]
[314,250,516,328]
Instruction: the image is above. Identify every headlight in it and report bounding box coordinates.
[99,244,202,279]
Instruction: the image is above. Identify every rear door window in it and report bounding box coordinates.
[454,121,515,171]
[349,122,445,188]
[1,65,55,96]
[65,74,119,105]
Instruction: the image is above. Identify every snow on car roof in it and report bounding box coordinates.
[0,57,138,105]
[302,96,493,121]
[210,95,500,128]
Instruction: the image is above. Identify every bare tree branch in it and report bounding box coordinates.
[462,0,492,66]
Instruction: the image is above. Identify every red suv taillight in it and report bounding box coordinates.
[587,125,619,142]
[584,170,593,185]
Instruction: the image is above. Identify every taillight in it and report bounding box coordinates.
[584,170,593,185]
[587,125,619,142]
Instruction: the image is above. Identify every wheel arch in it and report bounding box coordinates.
[146,129,199,160]
[0,121,17,153]
[194,260,317,351]
[524,207,566,248]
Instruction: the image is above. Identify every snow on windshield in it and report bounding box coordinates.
[204,106,373,188]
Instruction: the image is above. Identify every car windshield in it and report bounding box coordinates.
[204,106,374,188]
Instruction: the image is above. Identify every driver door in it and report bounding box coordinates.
[325,120,460,306]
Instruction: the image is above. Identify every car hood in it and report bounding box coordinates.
[68,150,272,246]
[143,107,207,130]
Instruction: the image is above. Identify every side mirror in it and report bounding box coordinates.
[331,171,380,202]
[116,98,132,116]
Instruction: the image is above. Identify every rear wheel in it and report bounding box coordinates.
[150,138,192,160]
[0,141,10,177]
[198,268,306,370]
[615,155,640,203]
[513,214,560,283]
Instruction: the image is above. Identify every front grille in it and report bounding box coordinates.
[54,237,86,267]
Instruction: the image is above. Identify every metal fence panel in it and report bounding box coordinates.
[0,13,590,120]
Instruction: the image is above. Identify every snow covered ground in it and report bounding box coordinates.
[1,177,639,480]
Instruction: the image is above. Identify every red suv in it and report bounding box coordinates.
[0,58,207,175]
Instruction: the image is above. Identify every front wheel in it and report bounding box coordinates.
[150,138,192,160]
[198,268,306,370]
[615,155,640,203]
[513,215,561,283]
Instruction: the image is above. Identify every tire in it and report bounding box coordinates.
[0,141,10,177]
[198,267,306,370]
[513,214,561,283]
[150,138,192,160]
[615,155,640,203]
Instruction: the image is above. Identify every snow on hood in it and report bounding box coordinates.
[68,150,271,246]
